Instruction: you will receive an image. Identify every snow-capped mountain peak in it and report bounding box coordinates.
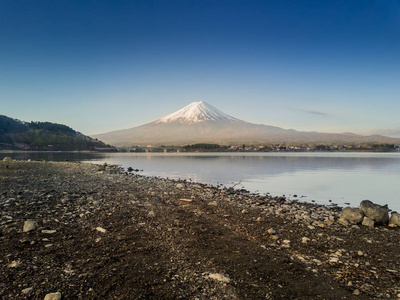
[156,101,239,124]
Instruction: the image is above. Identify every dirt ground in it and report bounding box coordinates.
[0,160,399,299]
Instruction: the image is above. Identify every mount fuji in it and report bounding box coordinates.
[94,101,399,146]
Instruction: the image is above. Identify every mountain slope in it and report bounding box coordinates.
[0,115,112,150]
[94,102,400,146]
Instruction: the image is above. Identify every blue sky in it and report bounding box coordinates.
[1,0,400,137]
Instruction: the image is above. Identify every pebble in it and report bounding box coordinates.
[96,227,107,233]
[8,260,21,268]
[44,292,62,300]
[23,220,38,232]
[206,273,230,283]
[353,289,360,295]
[22,287,33,294]
[42,230,57,234]
[147,211,156,218]
[301,237,310,244]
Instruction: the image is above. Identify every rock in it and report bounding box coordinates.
[301,237,310,244]
[337,218,349,226]
[8,260,21,268]
[147,211,156,218]
[329,256,339,263]
[341,207,364,223]
[3,157,12,162]
[42,230,57,234]
[23,220,38,232]
[22,287,33,294]
[44,292,62,300]
[179,198,192,203]
[362,216,375,228]
[96,227,107,233]
[353,289,360,295]
[357,251,364,256]
[176,183,184,189]
[324,219,334,226]
[359,200,389,224]
[207,273,230,283]
[389,212,400,227]
[241,209,248,214]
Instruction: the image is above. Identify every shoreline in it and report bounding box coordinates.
[1,160,399,299]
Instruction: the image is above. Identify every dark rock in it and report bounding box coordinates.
[359,200,389,224]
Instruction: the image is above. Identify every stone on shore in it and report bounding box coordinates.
[359,200,389,224]
[44,292,62,300]
[362,216,375,228]
[389,212,400,227]
[207,273,230,283]
[23,220,38,232]
[22,287,33,294]
[337,218,349,227]
[96,227,107,233]
[341,207,364,223]
[3,157,13,162]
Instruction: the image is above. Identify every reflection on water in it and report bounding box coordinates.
[1,152,400,211]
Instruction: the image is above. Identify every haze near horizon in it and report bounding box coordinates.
[1,1,400,138]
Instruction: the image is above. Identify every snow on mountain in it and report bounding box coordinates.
[156,101,240,124]
[93,101,400,146]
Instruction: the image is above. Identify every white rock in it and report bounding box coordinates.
[44,292,62,300]
[8,260,21,268]
[207,273,230,283]
[362,216,374,228]
[23,220,38,232]
[389,212,400,227]
[42,230,57,234]
[96,227,107,233]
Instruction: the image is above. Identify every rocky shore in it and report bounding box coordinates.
[1,160,399,299]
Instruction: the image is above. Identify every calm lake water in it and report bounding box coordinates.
[2,151,400,212]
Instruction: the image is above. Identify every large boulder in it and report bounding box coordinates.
[341,207,364,223]
[359,200,389,224]
[389,212,400,227]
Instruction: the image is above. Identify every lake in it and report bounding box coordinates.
[2,151,400,212]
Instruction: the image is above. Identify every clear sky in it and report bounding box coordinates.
[1,0,400,137]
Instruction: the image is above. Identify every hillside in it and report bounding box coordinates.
[0,115,112,151]
[94,102,400,147]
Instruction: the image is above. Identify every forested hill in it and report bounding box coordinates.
[0,115,112,151]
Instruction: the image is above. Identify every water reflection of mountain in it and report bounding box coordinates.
[2,152,399,179]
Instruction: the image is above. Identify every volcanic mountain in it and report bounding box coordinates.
[94,101,400,146]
